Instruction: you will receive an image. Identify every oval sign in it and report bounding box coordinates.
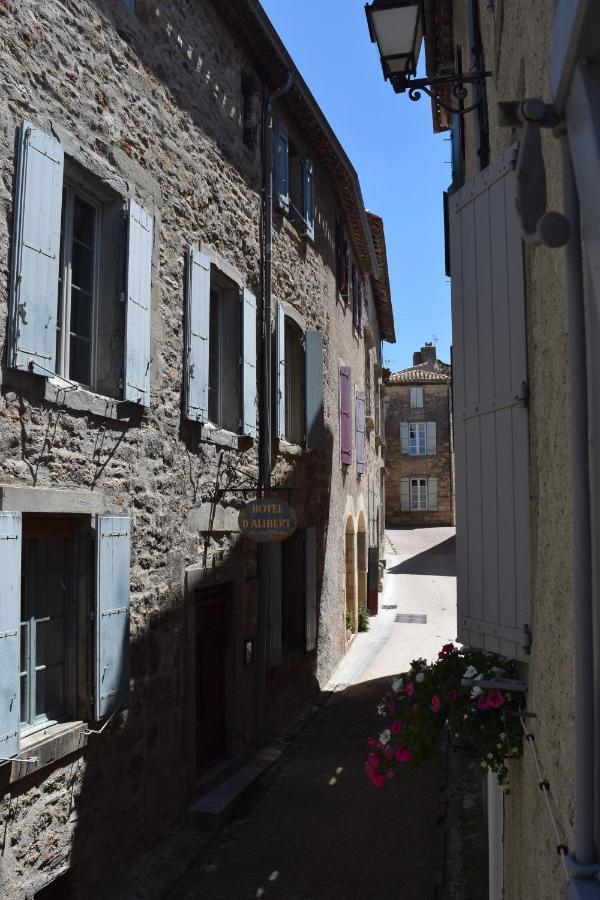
[238,497,297,543]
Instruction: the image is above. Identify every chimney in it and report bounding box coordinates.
[412,351,422,365]
[420,342,437,365]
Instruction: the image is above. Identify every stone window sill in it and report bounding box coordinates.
[4,721,88,785]
[44,379,141,422]
[277,439,304,456]
[198,423,254,451]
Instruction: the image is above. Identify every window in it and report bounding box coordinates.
[208,269,242,433]
[274,120,314,240]
[410,478,428,511]
[284,319,305,445]
[409,422,427,455]
[351,265,363,333]
[410,386,424,408]
[335,218,350,301]
[9,122,153,405]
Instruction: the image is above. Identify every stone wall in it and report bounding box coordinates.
[384,382,454,528]
[0,0,388,896]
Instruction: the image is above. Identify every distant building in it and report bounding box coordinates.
[384,344,453,527]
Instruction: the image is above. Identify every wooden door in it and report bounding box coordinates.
[195,589,228,773]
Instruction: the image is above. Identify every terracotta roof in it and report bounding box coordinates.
[366,212,395,343]
[387,361,451,384]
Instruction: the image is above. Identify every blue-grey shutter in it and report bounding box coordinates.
[426,421,437,455]
[185,248,210,421]
[302,159,315,240]
[125,200,153,405]
[267,543,282,668]
[276,302,286,440]
[356,391,366,475]
[428,477,438,511]
[305,330,324,450]
[305,526,317,652]
[400,479,410,512]
[0,513,21,761]
[242,286,257,438]
[449,145,531,661]
[95,515,131,719]
[9,122,63,375]
[400,421,409,454]
[275,120,289,214]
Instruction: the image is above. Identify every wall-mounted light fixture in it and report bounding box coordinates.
[365,0,490,116]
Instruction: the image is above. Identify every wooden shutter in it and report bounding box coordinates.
[340,366,352,466]
[276,302,286,440]
[305,330,324,450]
[0,513,21,760]
[335,218,344,294]
[185,248,210,421]
[426,421,437,455]
[449,145,531,661]
[95,516,131,719]
[428,477,438,511]
[356,390,366,475]
[400,421,409,454]
[400,478,410,512]
[9,122,63,375]
[275,120,289,214]
[302,159,315,240]
[305,526,317,652]
[267,543,282,668]
[125,200,153,405]
[242,286,257,438]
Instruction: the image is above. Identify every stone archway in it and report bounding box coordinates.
[357,512,368,610]
[345,516,357,633]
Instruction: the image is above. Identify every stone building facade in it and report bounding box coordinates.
[384,344,453,528]
[414,1,600,898]
[0,1,394,896]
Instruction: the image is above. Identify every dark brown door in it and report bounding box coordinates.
[195,589,228,773]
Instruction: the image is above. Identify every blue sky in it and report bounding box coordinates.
[260,0,452,370]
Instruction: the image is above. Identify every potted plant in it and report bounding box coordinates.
[365,643,524,788]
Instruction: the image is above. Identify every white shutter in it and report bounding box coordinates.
[426,421,437,455]
[124,200,153,405]
[449,145,531,661]
[400,421,409,454]
[0,513,21,760]
[95,516,131,719]
[185,248,210,421]
[400,478,410,512]
[276,302,286,440]
[242,286,257,438]
[9,122,63,375]
[428,477,438,511]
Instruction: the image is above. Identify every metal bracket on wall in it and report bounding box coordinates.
[498,99,571,248]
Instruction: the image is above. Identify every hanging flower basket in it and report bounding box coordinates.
[365,643,524,788]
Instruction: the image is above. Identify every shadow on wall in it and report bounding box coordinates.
[386,537,456,578]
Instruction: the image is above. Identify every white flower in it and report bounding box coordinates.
[463,665,478,679]
[392,677,404,693]
[379,729,391,746]
[377,702,386,717]
[416,672,425,683]
[497,743,503,749]
[499,732,506,740]
[487,753,494,759]
[463,714,468,720]
[455,733,460,738]
[471,686,483,698]
[491,667,505,677]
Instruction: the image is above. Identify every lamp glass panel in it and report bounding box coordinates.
[370,6,419,57]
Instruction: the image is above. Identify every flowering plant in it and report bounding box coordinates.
[365,643,524,788]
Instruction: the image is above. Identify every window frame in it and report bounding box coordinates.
[410,386,424,408]
[409,421,427,455]
[208,269,242,433]
[410,477,428,511]
[56,182,101,391]
[284,317,306,446]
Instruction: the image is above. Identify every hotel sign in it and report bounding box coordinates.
[238,497,297,543]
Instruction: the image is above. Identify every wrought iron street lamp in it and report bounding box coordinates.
[365,0,490,116]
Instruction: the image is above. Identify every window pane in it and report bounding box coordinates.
[36,617,66,669]
[70,289,93,340]
[20,674,28,725]
[56,188,67,373]
[208,289,219,424]
[71,241,94,295]
[72,194,96,249]
[35,664,65,721]
[69,335,92,385]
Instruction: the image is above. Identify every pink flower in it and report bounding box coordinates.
[438,642,455,659]
[367,737,379,749]
[395,747,412,763]
[486,689,506,709]
[391,719,403,734]
[450,690,459,700]
[477,695,490,711]
[384,747,394,760]
[431,694,441,713]
[367,753,379,766]
[405,681,415,697]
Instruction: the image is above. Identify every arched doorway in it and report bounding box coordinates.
[345,517,357,634]
[357,513,368,609]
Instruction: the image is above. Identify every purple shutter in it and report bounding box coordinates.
[356,390,366,474]
[340,366,352,466]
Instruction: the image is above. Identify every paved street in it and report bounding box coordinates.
[167,527,457,900]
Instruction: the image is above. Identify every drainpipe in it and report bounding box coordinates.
[255,72,294,749]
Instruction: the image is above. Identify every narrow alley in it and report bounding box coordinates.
[156,528,459,900]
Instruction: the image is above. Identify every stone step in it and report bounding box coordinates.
[188,749,282,828]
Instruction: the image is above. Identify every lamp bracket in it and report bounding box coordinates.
[393,69,491,116]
